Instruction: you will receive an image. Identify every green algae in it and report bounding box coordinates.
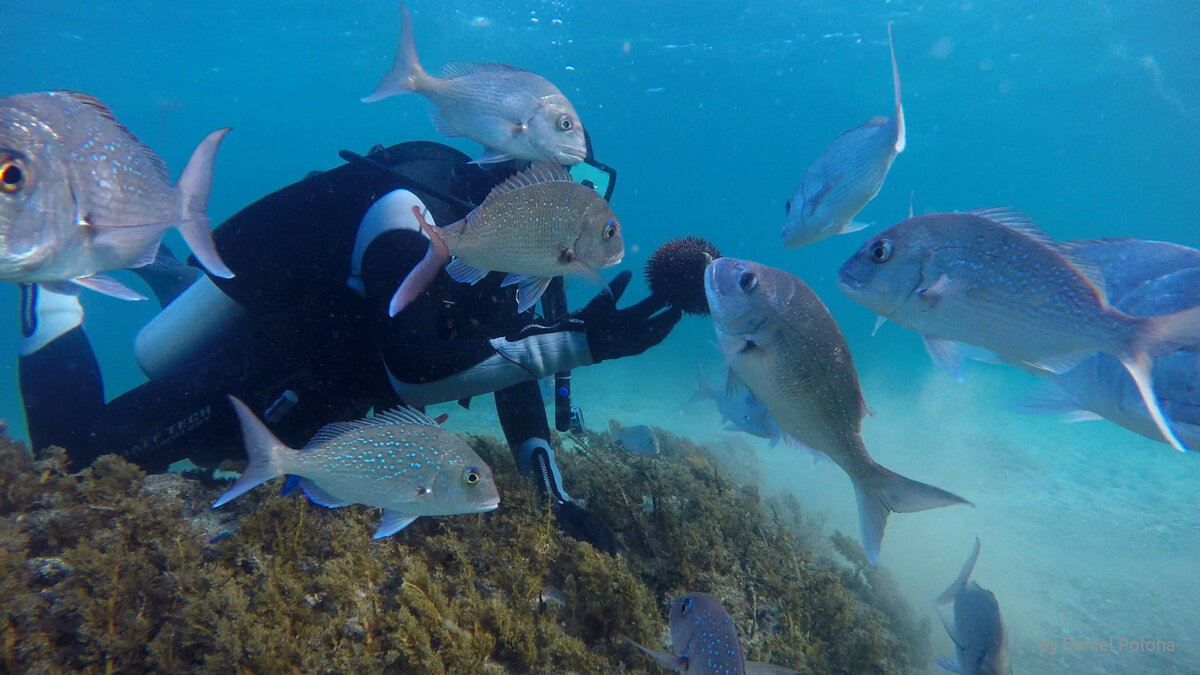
[0,425,929,673]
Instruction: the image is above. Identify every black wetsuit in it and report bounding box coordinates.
[22,142,557,473]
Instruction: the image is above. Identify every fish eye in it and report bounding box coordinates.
[738,270,758,292]
[603,219,617,239]
[869,238,893,263]
[784,198,791,214]
[0,158,25,193]
[556,114,574,131]
[463,466,481,485]
[679,598,692,615]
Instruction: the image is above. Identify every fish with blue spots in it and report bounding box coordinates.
[0,90,232,299]
[780,24,905,249]
[627,592,800,675]
[213,396,499,539]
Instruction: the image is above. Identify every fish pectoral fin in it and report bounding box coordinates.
[806,178,838,220]
[130,239,162,269]
[561,254,609,290]
[469,148,517,165]
[841,220,871,234]
[297,479,356,508]
[428,108,461,138]
[1024,353,1087,375]
[373,511,420,539]
[918,273,955,299]
[936,604,968,651]
[501,274,552,313]
[922,336,968,382]
[446,257,489,284]
[624,636,684,672]
[71,273,147,301]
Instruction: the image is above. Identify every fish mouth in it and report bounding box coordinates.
[558,148,587,165]
[480,496,501,511]
[836,265,864,292]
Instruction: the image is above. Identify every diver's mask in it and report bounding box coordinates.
[568,129,617,202]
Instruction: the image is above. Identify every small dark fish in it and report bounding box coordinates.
[781,24,905,248]
[838,209,1200,451]
[628,593,799,675]
[608,420,660,455]
[934,538,1010,675]
[1012,239,1200,449]
[708,257,969,564]
[390,161,623,315]
[0,91,232,298]
[214,396,499,539]
[364,2,587,165]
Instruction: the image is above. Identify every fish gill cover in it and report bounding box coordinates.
[0,426,926,673]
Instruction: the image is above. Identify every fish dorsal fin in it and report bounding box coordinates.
[302,406,439,448]
[53,90,171,183]
[480,160,572,205]
[441,61,531,78]
[864,115,889,126]
[966,208,1109,304]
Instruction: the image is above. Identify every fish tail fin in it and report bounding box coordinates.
[213,396,291,508]
[689,362,718,403]
[1124,305,1200,451]
[935,537,981,605]
[854,463,971,565]
[175,127,234,279]
[363,2,428,102]
[887,22,905,154]
[389,206,450,316]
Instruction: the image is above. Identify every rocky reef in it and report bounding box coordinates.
[0,424,929,673]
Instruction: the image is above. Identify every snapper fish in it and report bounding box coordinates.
[0,91,232,299]
[214,396,499,539]
[364,1,587,166]
[608,420,660,456]
[707,257,969,564]
[781,24,905,249]
[837,209,1200,452]
[933,538,1010,675]
[627,593,800,675]
[389,160,623,316]
[1012,238,1200,449]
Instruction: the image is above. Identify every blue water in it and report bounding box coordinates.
[4,1,1199,672]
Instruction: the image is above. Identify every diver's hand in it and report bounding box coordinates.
[554,501,624,556]
[575,270,682,363]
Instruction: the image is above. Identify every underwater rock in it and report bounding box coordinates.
[0,427,928,673]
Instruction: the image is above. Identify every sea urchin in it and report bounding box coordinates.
[644,235,722,316]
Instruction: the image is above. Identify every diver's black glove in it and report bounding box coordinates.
[554,501,624,556]
[574,270,682,363]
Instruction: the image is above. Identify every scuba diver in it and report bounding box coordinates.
[17,135,683,553]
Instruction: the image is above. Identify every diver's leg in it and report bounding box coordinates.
[494,380,621,554]
[17,284,104,459]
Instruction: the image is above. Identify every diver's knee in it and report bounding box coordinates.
[18,283,84,356]
[348,189,434,294]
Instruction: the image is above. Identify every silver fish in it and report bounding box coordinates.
[934,538,1010,675]
[364,2,587,166]
[608,420,660,456]
[691,362,782,444]
[0,91,232,299]
[389,160,623,315]
[837,209,1200,451]
[781,24,905,249]
[707,257,969,564]
[628,593,799,675]
[1012,239,1200,449]
[214,396,499,539]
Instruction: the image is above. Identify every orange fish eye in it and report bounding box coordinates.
[0,157,26,194]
